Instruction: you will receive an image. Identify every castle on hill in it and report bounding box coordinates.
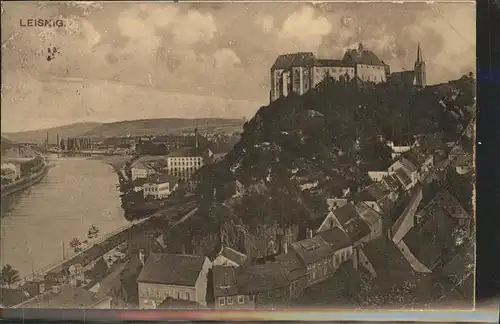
[269,43,427,103]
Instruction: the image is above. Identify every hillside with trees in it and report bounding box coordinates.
[164,74,475,256]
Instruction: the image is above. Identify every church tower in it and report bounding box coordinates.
[413,43,426,88]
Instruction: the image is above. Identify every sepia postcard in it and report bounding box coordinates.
[1,0,476,312]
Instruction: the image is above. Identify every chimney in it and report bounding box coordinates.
[139,249,146,266]
[195,128,199,149]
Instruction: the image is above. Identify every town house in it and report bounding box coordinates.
[142,174,179,200]
[290,227,352,287]
[213,251,307,310]
[131,161,156,181]
[137,253,212,309]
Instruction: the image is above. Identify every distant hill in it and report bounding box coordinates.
[82,118,244,138]
[2,122,102,145]
[2,119,245,144]
[1,137,38,158]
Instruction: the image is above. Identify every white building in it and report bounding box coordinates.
[165,148,204,181]
[143,174,179,200]
[131,161,157,181]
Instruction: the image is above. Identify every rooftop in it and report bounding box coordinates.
[235,262,290,295]
[355,202,382,226]
[314,59,353,68]
[342,216,371,242]
[275,252,307,282]
[331,204,359,225]
[212,266,238,297]
[137,253,206,286]
[0,288,31,307]
[355,183,390,202]
[271,52,316,70]
[404,205,457,271]
[145,173,179,185]
[342,45,385,66]
[394,168,413,187]
[218,247,247,267]
[291,235,335,265]
[317,227,352,251]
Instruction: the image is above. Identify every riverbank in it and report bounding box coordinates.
[1,164,49,199]
[86,155,133,173]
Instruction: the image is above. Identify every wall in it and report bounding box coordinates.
[194,258,212,306]
[391,186,423,244]
[138,282,196,309]
[215,294,256,309]
[311,66,356,88]
[304,246,353,287]
[356,64,386,83]
[368,171,390,182]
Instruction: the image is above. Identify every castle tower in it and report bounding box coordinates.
[414,43,426,88]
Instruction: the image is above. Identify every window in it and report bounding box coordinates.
[249,295,255,301]
[219,297,226,306]
[237,295,245,304]
[227,296,234,305]
[186,292,190,300]
[177,291,181,299]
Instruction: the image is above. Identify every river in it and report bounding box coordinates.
[0,157,130,278]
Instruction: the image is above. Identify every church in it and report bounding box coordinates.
[388,43,427,88]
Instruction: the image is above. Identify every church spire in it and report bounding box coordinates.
[416,42,423,63]
[414,43,426,88]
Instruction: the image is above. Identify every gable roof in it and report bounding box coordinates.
[137,253,206,286]
[317,227,352,250]
[342,46,385,66]
[399,157,418,174]
[271,52,316,70]
[218,247,247,267]
[404,205,457,271]
[331,204,358,225]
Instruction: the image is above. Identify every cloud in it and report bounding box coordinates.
[1,2,475,132]
[255,15,275,33]
[279,7,332,50]
[213,48,241,68]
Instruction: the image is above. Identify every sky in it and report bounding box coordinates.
[1,1,475,133]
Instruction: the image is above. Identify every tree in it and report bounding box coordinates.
[0,264,20,287]
[70,238,83,253]
[88,225,100,239]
